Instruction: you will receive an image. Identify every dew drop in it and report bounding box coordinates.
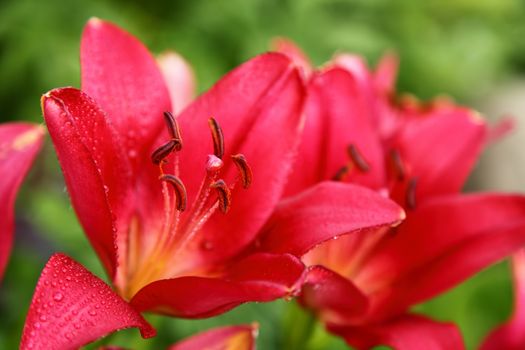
[88,309,97,316]
[39,315,47,322]
[53,292,64,302]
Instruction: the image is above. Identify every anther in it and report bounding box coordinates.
[389,149,405,181]
[210,180,231,213]
[347,144,370,172]
[406,177,418,210]
[163,112,183,150]
[332,165,349,181]
[208,117,225,158]
[152,140,178,165]
[160,174,187,211]
[231,154,253,189]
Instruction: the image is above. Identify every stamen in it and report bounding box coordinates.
[389,149,405,181]
[160,174,187,211]
[207,154,224,173]
[210,179,231,213]
[163,111,183,150]
[231,154,253,189]
[347,144,370,172]
[208,117,225,158]
[406,177,418,210]
[152,140,178,165]
[332,165,349,181]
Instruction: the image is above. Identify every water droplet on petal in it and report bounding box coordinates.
[53,292,63,302]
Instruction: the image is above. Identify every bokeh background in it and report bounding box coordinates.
[1,0,524,349]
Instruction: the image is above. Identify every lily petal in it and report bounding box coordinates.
[168,324,258,350]
[158,51,196,114]
[0,122,43,280]
[259,181,405,257]
[481,250,525,350]
[271,37,313,79]
[284,67,385,196]
[130,253,305,317]
[81,18,171,169]
[328,314,465,350]
[42,88,133,279]
[20,254,155,350]
[175,52,305,262]
[392,108,487,200]
[300,266,369,323]
[355,193,525,319]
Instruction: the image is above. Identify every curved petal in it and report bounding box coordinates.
[20,254,155,350]
[271,37,313,79]
[258,181,405,257]
[130,253,305,317]
[300,266,369,324]
[481,250,525,350]
[158,51,196,114]
[392,108,487,200]
[355,193,525,319]
[374,51,399,96]
[81,18,171,169]
[0,123,43,279]
[328,314,465,350]
[284,67,385,196]
[169,324,258,350]
[173,53,305,262]
[42,88,133,278]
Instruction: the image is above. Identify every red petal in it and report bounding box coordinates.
[356,193,525,318]
[42,88,133,279]
[174,53,305,263]
[168,324,258,350]
[300,266,369,323]
[284,67,385,196]
[271,37,313,79]
[374,51,399,96]
[259,181,405,257]
[158,51,196,114]
[328,314,465,350]
[130,253,305,317]
[20,254,155,350]
[392,108,487,199]
[81,18,171,169]
[481,250,525,350]
[0,123,43,279]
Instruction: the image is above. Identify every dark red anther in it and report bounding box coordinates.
[332,165,349,181]
[231,154,253,189]
[210,179,231,213]
[152,139,178,165]
[406,177,418,210]
[163,111,183,151]
[389,149,405,181]
[208,117,225,159]
[160,174,187,211]
[347,144,370,172]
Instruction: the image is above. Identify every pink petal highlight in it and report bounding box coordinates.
[158,51,196,114]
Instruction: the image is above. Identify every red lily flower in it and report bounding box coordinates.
[259,39,525,349]
[42,18,310,318]
[0,122,44,280]
[21,253,257,349]
[481,249,525,350]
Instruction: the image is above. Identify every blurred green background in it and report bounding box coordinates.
[1,0,524,349]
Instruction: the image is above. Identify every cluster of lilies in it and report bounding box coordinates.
[2,18,525,349]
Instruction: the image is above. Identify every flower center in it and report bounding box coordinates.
[124,112,252,298]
